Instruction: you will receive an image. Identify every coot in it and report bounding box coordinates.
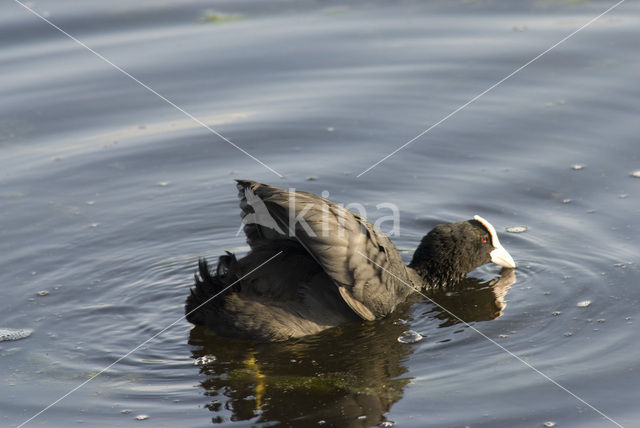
[185,180,516,341]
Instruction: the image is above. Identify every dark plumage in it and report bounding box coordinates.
[410,220,493,286]
[185,180,516,342]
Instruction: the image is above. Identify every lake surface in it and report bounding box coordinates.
[1,0,639,427]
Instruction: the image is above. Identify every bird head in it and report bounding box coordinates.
[409,215,516,287]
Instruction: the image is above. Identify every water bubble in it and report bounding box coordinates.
[505,226,528,233]
[194,355,216,366]
[0,328,33,342]
[576,300,591,308]
[157,181,170,187]
[397,330,423,343]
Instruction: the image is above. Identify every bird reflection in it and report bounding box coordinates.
[188,269,515,426]
[189,319,411,427]
[425,268,516,327]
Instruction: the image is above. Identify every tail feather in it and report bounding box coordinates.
[185,254,239,326]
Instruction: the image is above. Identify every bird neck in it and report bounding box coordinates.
[409,236,472,289]
[409,258,466,289]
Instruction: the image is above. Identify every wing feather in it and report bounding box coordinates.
[235,180,416,318]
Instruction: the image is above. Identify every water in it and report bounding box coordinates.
[1,0,639,426]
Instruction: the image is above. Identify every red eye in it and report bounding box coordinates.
[481,237,487,243]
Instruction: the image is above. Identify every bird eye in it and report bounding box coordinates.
[481,237,487,243]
